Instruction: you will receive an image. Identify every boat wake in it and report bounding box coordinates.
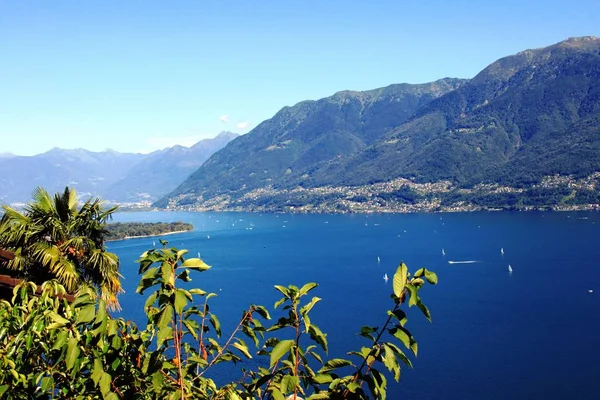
[447,260,479,264]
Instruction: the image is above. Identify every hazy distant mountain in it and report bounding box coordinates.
[157,37,600,211]
[0,132,238,204]
[104,131,238,201]
[0,149,146,204]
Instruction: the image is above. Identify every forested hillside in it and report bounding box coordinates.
[157,37,600,212]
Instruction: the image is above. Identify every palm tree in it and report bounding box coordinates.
[0,187,123,309]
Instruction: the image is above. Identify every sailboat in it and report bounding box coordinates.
[197,252,201,258]
[377,256,381,263]
[508,265,513,273]
[501,247,505,255]
[442,248,446,256]
[383,273,389,282]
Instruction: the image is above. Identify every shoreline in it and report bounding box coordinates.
[106,229,192,242]
[156,204,600,215]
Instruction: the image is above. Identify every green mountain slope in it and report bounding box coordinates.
[315,36,600,187]
[155,79,465,206]
[157,37,600,212]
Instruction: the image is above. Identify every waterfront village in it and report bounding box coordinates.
[163,172,600,214]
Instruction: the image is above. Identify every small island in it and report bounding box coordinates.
[105,221,193,241]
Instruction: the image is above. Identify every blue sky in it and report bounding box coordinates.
[1,0,599,156]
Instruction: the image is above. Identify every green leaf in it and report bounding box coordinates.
[417,299,432,322]
[346,381,361,393]
[308,351,323,364]
[385,342,413,368]
[157,326,173,347]
[136,267,158,294]
[299,282,318,296]
[48,311,70,327]
[161,262,174,286]
[158,304,174,329]
[393,263,408,298]
[151,371,164,392]
[232,339,252,358]
[424,269,438,285]
[174,289,188,314]
[209,313,222,336]
[75,304,95,325]
[183,319,199,341]
[52,330,68,350]
[300,296,321,316]
[405,284,418,307]
[390,326,412,350]
[308,324,328,353]
[270,388,285,400]
[383,344,401,382]
[65,337,80,370]
[411,278,425,287]
[144,291,158,310]
[40,376,54,392]
[189,288,207,296]
[182,258,211,271]
[274,297,286,309]
[313,374,333,384]
[252,305,271,319]
[269,339,294,367]
[91,359,103,384]
[176,249,188,259]
[273,285,289,298]
[308,393,330,400]
[319,358,352,373]
[280,375,298,395]
[99,372,112,396]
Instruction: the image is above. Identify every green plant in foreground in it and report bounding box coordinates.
[0,187,122,309]
[0,240,437,399]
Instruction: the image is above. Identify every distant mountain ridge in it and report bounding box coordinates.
[157,37,600,212]
[105,131,238,201]
[0,132,238,204]
[159,78,465,203]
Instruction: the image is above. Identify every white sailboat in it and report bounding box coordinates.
[153,241,156,246]
[442,248,446,256]
[508,265,513,273]
[501,247,505,255]
[377,256,381,263]
[383,273,389,282]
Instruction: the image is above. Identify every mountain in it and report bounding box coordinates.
[157,37,600,212]
[156,78,466,205]
[0,149,146,204]
[0,132,238,205]
[318,36,600,188]
[104,131,238,201]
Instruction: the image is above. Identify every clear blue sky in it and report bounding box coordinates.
[1,0,599,156]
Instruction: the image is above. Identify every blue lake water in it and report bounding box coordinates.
[107,211,600,399]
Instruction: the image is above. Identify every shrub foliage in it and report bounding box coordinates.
[0,240,436,399]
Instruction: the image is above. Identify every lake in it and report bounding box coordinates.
[107,211,600,400]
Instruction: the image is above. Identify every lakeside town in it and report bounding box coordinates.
[162,172,600,214]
